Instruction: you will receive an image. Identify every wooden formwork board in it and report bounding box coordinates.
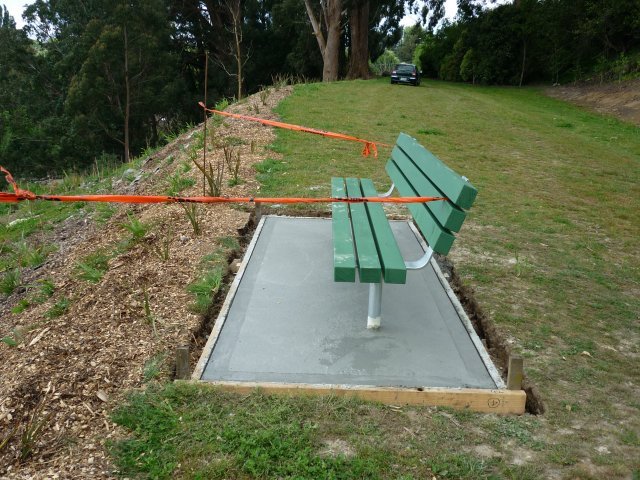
[186,380,526,415]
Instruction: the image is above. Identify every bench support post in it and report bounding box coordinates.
[367,282,382,329]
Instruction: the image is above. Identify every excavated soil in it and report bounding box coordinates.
[544,78,640,125]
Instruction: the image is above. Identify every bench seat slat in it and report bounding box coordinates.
[386,162,455,255]
[360,179,407,284]
[396,133,478,210]
[345,178,382,283]
[331,177,356,282]
[390,146,466,232]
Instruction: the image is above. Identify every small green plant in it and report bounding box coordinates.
[192,157,225,197]
[218,236,240,251]
[192,129,205,150]
[11,298,31,314]
[122,213,149,241]
[259,86,270,105]
[45,297,69,319]
[0,269,21,295]
[167,172,196,196]
[215,98,230,111]
[2,327,24,347]
[19,395,52,462]
[152,228,173,261]
[75,251,110,283]
[223,144,242,186]
[14,241,56,268]
[271,73,291,89]
[38,278,55,299]
[94,203,117,224]
[187,268,224,314]
[143,353,167,382]
[1,335,19,347]
[60,170,83,192]
[181,204,201,236]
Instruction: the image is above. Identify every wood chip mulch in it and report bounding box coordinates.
[0,86,293,478]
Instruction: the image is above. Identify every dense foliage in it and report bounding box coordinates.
[416,0,640,85]
[0,0,408,176]
[1,0,638,177]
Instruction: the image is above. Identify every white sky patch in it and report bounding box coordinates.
[2,0,28,28]
[400,0,510,28]
[400,0,458,27]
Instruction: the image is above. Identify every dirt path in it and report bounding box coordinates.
[544,78,640,125]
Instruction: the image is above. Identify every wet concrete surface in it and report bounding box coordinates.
[201,216,498,389]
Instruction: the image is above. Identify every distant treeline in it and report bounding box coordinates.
[1,0,638,178]
[414,0,640,85]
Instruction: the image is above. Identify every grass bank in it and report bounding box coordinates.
[112,78,639,478]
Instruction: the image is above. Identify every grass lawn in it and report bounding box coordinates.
[112,78,639,479]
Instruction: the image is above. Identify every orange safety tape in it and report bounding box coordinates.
[198,102,391,158]
[1,167,446,206]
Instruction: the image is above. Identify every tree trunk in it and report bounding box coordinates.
[228,0,243,99]
[519,40,526,87]
[304,0,341,82]
[123,24,130,163]
[323,0,342,81]
[347,1,370,79]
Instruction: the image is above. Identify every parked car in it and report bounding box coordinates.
[390,63,421,86]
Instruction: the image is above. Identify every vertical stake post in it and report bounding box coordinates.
[202,51,209,196]
[176,345,190,380]
[507,355,524,390]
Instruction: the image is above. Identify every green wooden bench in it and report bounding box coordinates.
[332,132,478,329]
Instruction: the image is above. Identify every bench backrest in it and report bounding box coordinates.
[386,133,477,256]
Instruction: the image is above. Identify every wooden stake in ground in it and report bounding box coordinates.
[176,346,190,380]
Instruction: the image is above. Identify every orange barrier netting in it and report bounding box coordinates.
[0,167,446,206]
[198,102,390,157]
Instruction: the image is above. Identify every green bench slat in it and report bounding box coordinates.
[389,146,467,232]
[386,162,455,255]
[396,133,478,210]
[331,177,356,282]
[345,178,382,283]
[360,179,407,284]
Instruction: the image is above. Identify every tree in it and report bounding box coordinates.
[304,0,342,81]
[346,0,370,79]
[63,0,179,163]
[216,0,248,100]
[394,23,426,62]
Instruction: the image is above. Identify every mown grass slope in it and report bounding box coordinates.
[112,78,639,479]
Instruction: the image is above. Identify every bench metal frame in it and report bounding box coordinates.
[367,183,434,328]
[333,133,478,330]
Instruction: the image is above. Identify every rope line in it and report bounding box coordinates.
[1,167,446,206]
[198,102,391,157]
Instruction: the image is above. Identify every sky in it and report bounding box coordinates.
[3,0,461,30]
[3,0,27,28]
[400,0,459,27]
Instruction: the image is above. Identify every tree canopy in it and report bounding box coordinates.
[0,0,638,177]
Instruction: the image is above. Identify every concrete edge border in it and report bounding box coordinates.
[407,223,507,390]
[192,215,268,380]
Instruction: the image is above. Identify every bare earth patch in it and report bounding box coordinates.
[544,78,640,125]
[0,86,292,478]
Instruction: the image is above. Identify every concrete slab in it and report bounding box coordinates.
[199,216,501,390]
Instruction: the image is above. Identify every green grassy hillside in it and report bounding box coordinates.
[114,78,639,479]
